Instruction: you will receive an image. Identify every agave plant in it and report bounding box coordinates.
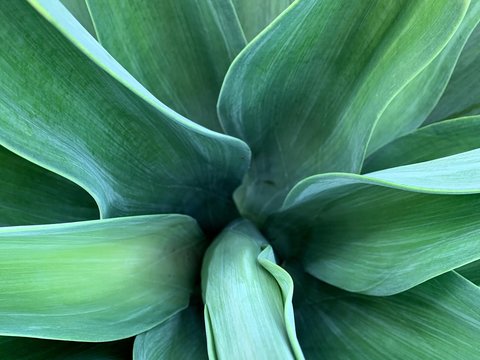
[1,0,480,358]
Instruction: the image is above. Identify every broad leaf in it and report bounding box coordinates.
[133,305,207,360]
[0,337,132,360]
[232,0,292,41]
[218,0,468,222]
[364,115,480,173]
[0,1,250,231]
[61,0,96,37]
[289,266,480,359]
[0,145,97,226]
[201,220,303,360]
[365,0,480,155]
[267,149,480,295]
[0,214,204,341]
[86,0,246,132]
[426,23,480,122]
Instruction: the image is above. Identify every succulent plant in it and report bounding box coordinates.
[1,0,480,358]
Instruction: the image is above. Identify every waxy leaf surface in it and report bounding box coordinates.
[366,0,480,155]
[218,0,468,222]
[268,149,480,295]
[202,220,303,360]
[133,305,208,360]
[0,215,204,341]
[87,0,246,132]
[426,23,480,122]
[364,115,480,172]
[290,267,480,360]
[0,0,250,230]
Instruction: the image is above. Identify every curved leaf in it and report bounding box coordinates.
[289,266,480,360]
[364,115,480,173]
[365,0,480,155]
[201,220,303,360]
[86,0,245,132]
[257,247,304,360]
[0,337,132,360]
[0,1,250,230]
[232,0,292,41]
[0,214,205,341]
[267,149,480,295]
[0,145,98,226]
[133,305,207,360]
[218,0,468,222]
[287,148,480,207]
[426,23,480,122]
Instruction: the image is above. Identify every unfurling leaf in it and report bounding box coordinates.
[202,220,303,360]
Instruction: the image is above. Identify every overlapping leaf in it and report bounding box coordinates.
[366,0,480,155]
[0,145,97,226]
[133,305,207,360]
[364,115,480,172]
[201,220,303,360]
[61,0,96,37]
[456,260,480,285]
[86,0,245,132]
[218,0,468,222]
[0,1,250,231]
[289,266,480,359]
[0,337,132,360]
[232,0,292,41]
[2,0,478,358]
[426,23,480,123]
[267,149,480,295]
[0,214,204,341]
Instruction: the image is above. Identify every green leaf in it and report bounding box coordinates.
[86,0,246,132]
[364,115,480,173]
[289,266,480,360]
[0,145,98,226]
[201,220,303,360]
[218,0,468,222]
[267,149,480,295]
[365,0,480,155]
[0,337,132,360]
[0,1,250,231]
[133,305,208,360]
[232,0,292,41]
[426,23,480,122]
[257,246,304,360]
[288,149,480,205]
[61,0,96,37]
[456,261,480,285]
[0,214,205,341]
